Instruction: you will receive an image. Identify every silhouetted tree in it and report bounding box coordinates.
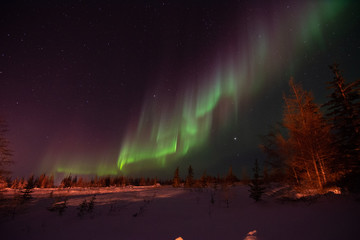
[21,175,35,201]
[72,176,78,186]
[249,159,265,202]
[323,64,360,191]
[61,175,73,188]
[259,125,287,182]
[173,167,180,187]
[185,165,194,187]
[200,171,208,188]
[139,177,145,186]
[104,176,111,187]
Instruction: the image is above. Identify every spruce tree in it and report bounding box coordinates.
[38,174,46,188]
[260,125,287,182]
[61,175,72,188]
[173,167,180,187]
[200,171,208,188]
[323,64,360,191]
[249,159,265,202]
[21,175,35,202]
[185,165,194,187]
[47,175,54,188]
[139,177,145,186]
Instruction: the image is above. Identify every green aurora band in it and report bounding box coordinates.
[116,2,347,175]
[47,1,349,177]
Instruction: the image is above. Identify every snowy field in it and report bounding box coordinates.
[1,185,359,240]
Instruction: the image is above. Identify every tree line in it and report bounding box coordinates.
[3,174,164,189]
[2,165,241,189]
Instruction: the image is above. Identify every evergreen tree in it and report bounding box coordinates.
[21,175,35,201]
[11,178,19,189]
[18,177,25,188]
[172,167,180,187]
[261,79,335,189]
[77,177,84,188]
[249,159,265,202]
[104,176,111,187]
[61,175,73,188]
[38,174,47,188]
[323,64,360,191]
[226,166,237,185]
[152,177,158,186]
[47,175,54,188]
[200,171,208,188]
[72,176,78,186]
[185,165,194,187]
[139,177,145,186]
[121,176,126,187]
[0,118,12,180]
[259,125,287,182]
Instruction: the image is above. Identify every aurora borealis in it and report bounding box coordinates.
[117,1,348,174]
[1,1,359,179]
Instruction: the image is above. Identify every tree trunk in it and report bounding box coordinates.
[312,156,323,189]
[316,152,327,184]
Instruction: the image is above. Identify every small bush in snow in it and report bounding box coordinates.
[48,197,68,216]
[77,195,96,217]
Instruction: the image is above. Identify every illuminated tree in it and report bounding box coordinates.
[37,174,48,188]
[283,79,336,188]
[262,79,335,190]
[61,175,73,188]
[47,175,54,188]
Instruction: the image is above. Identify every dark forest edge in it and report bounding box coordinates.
[1,63,359,199]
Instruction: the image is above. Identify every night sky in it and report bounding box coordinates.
[1,1,359,179]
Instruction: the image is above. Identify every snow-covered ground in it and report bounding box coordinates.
[1,185,359,240]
